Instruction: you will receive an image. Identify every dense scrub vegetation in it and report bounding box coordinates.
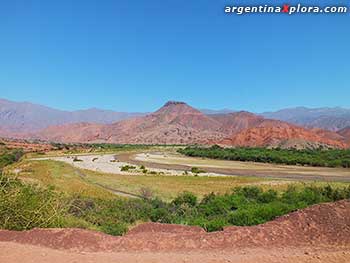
[0,175,69,230]
[0,148,24,171]
[178,145,350,168]
[1,170,349,235]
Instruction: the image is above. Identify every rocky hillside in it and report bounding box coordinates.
[219,120,347,149]
[338,127,350,145]
[38,101,226,144]
[34,101,349,148]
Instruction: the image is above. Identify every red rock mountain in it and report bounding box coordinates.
[34,101,348,148]
[338,127,350,145]
[210,111,265,134]
[37,102,225,144]
[219,120,347,149]
[37,123,104,143]
[97,101,225,144]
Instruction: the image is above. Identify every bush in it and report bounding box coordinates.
[0,174,67,230]
[0,149,24,170]
[100,221,128,236]
[150,207,173,223]
[229,202,294,226]
[172,192,197,207]
[258,189,278,203]
[191,167,206,174]
[120,165,136,172]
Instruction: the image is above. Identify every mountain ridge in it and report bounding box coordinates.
[262,106,350,131]
[0,98,145,132]
[33,101,349,149]
[1,98,349,148]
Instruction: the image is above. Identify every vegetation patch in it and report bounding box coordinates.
[0,148,23,171]
[179,145,350,168]
[191,167,206,174]
[120,165,136,172]
[1,169,349,235]
[2,149,349,237]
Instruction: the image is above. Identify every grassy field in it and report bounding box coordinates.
[6,159,280,200]
[6,157,350,201]
[4,160,115,200]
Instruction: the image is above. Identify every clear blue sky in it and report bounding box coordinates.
[0,0,349,112]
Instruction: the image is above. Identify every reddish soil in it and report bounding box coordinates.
[0,200,349,262]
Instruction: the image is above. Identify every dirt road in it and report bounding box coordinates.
[1,242,349,263]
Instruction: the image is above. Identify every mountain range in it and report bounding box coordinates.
[0,98,144,133]
[1,98,349,148]
[262,107,350,131]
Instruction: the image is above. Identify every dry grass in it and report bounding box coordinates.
[5,159,280,200]
[5,160,115,200]
[6,157,349,201]
[83,171,277,200]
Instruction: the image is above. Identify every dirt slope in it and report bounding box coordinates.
[0,200,349,263]
[0,200,349,252]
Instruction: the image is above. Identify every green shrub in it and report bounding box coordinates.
[1,162,350,236]
[172,192,197,207]
[191,167,206,174]
[0,149,24,170]
[0,174,67,230]
[120,165,136,172]
[258,189,278,203]
[100,221,128,236]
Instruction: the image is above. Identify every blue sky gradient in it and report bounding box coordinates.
[0,0,349,112]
